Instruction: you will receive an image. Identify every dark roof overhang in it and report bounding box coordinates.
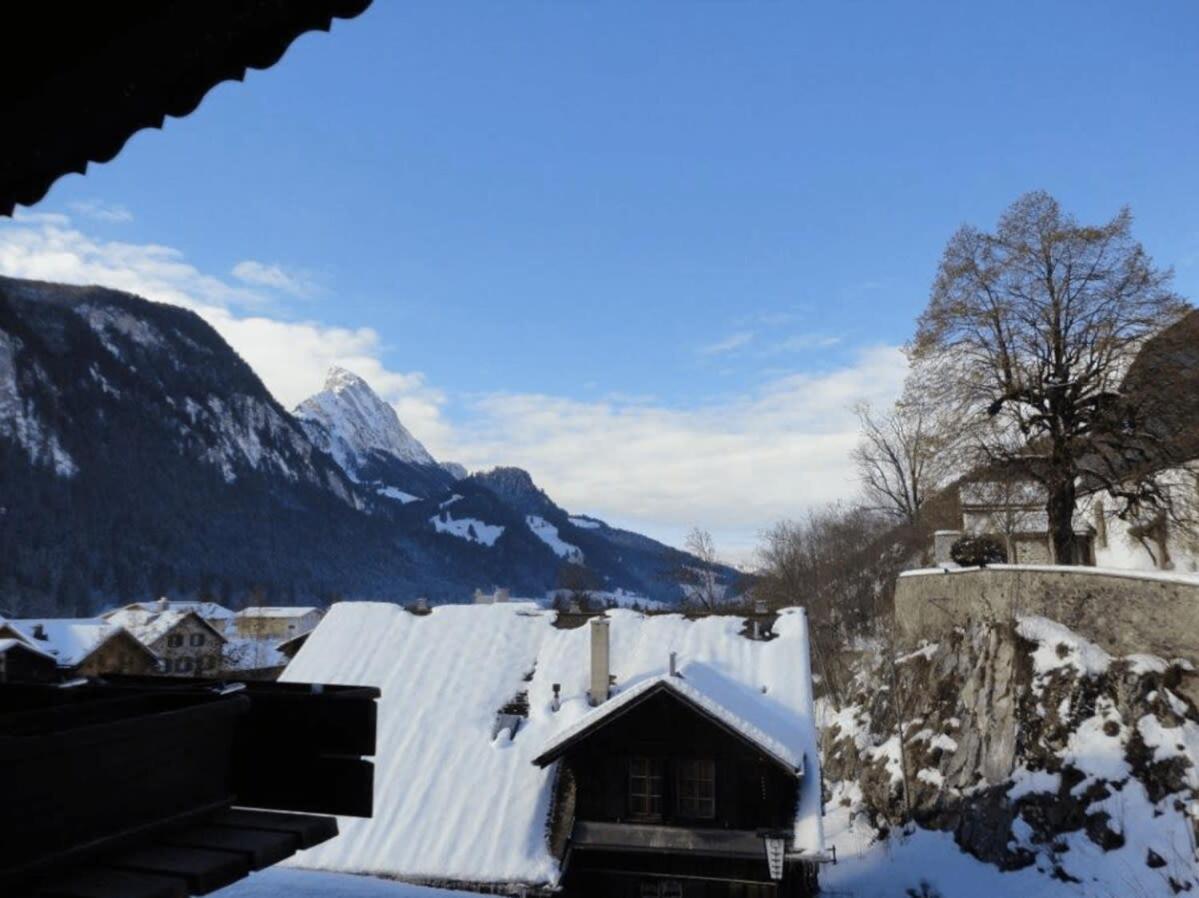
[1,0,373,216]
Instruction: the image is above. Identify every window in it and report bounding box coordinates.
[167,634,183,648]
[176,656,193,674]
[675,758,716,819]
[190,633,205,647]
[628,756,663,819]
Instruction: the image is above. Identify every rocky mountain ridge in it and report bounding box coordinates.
[0,275,729,613]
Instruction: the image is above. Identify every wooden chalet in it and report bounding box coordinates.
[534,629,820,897]
[1,618,160,678]
[280,602,826,894]
[104,607,228,677]
[235,606,324,640]
[0,638,58,684]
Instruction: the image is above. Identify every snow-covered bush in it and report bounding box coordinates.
[950,533,1007,566]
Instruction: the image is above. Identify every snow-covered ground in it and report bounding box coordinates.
[823,800,1197,897]
[526,514,583,563]
[218,820,1197,898]
[213,869,479,898]
[428,512,504,546]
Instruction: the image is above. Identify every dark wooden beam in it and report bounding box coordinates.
[103,845,248,895]
[209,809,338,850]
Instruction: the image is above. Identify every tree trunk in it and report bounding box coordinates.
[1047,479,1077,565]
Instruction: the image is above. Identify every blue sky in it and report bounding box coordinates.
[3,1,1198,559]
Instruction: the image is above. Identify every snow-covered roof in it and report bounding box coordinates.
[533,673,804,774]
[6,617,148,667]
[104,608,226,646]
[0,636,55,659]
[115,600,236,620]
[281,603,823,886]
[236,606,322,619]
[222,635,289,671]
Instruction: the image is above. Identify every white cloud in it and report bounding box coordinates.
[0,213,905,559]
[699,330,754,356]
[445,345,907,559]
[0,215,443,429]
[68,199,134,223]
[765,332,843,354]
[231,260,318,297]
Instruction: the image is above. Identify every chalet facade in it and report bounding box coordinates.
[951,480,1095,565]
[104,607,226,676]
[1,618,159,677]
[534,622,819,897]
[0,638,58,683]
[235,606,323,640]
[111,599,236,634]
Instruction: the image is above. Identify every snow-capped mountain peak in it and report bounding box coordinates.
[294,366,436,471]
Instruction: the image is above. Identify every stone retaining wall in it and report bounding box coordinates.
[894,565,1199,664]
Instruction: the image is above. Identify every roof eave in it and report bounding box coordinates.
[532,680,803,778]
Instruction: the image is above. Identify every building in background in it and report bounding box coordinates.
[0,637,58,683]
[105,606,227,676]
[235,607,324,640]
[109,599,236,634]
[951,479,1095,565]
[0,618,159,677]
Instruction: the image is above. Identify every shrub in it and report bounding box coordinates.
[950,533,1007,566]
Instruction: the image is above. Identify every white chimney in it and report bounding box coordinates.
[157,596,169,611]
[496,588,510,603]
[589,617,610,705]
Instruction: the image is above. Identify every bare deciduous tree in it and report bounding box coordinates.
[754,505,893,705]
[678,527,725,611]
[913,191,1189,563]
[853,397,955,526]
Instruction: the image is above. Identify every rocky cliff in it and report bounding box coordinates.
[822,617,1199,893]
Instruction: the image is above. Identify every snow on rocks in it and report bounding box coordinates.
[429,512,504,546]
[1017,615,1112,677]
[0,331,78,476]
[294,367,437,474]
[76,303,165,358]
[377,485,419,504]
[525,515,583,563]
[822,616,1199,891]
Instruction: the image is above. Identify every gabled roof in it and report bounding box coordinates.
[2,1,373,215]
[279,603,824,885]
[532,673,804,775]
[113,600,236,621]
[0,636,55,661]
[105,608,228,647]
[7,618,158,667]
